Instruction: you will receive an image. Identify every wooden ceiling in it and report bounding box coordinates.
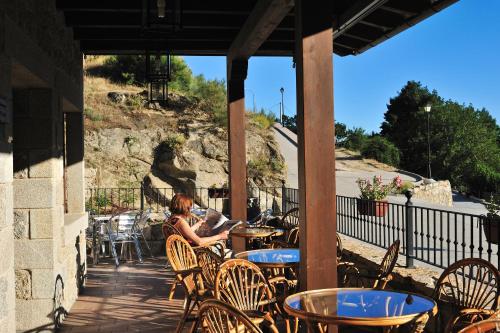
[56,0,458,56]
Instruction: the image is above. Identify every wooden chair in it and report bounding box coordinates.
[215,259,280,333]
[345,240,400,289]
[336,234,360,287]
[280,207,299,230]
[193,299,263,333]
[269,227,299,249]
[195,247,223,293]
[433,258,500,333]
[166,235,210,333]
[459,319,500,333]
[163,222,182,300]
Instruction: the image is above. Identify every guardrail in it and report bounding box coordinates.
[86,186,497,269]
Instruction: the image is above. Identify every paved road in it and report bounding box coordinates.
[272,122,497,268]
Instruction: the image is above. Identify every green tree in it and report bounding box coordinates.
[361,136,400,166]
[335,122,348,147]
[381,81,500,194]
[344,127,367,151]
[282,114,297,133]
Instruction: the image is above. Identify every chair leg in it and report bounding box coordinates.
[110,241,120,267]
[141,231,154,257]
[169,279,178,300]
[176,297,198,333]
[133,237,144,263]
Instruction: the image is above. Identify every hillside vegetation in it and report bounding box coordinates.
[83,56,285,192]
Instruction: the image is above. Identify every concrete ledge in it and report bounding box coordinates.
[64,213,88,246]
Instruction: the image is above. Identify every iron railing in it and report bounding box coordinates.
[86,184,294,216]
[337,193,499,269]
[86,186,498,269]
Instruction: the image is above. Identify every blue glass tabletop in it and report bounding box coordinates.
[285,289,436,320]
[236,249,300,264]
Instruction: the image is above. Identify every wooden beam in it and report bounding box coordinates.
[333,0,389,39]
[228,0,294,61]
[227,58,248,253]
[295,0,337,296]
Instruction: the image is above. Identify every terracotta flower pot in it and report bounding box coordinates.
[357,199,389,217]
[483,214,500,244]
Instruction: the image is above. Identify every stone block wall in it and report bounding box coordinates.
[0,54,16,333]
[13,88,65,331]
[412,180,453,207]
[0,1,85,331]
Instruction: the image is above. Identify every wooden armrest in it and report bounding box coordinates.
[174,267,202,278]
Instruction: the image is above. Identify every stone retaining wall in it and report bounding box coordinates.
[412,180,453,207]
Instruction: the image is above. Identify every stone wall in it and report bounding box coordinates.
[0,0,81,81]
[0,1,85,331]
[412,180,453,207]
[0,54,16,333]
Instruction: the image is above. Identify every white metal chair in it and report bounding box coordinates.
[105,211,144,267]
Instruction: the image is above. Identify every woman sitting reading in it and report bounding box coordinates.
[163,193,228,246]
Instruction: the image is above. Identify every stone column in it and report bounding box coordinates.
[12,88,64,331]
[0,54,16,333]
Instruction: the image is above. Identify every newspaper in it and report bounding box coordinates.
[195,208,243,237]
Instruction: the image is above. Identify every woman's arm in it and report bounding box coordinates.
[175,218,228,246]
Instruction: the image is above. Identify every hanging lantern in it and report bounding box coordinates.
[145,51,171,106]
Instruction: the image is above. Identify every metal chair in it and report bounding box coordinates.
[215,259,280,333]
[166,235,210,333]
[345,239,400,289]
[104,211,144,267]
[193,299,263,333]
[248,208,274,227]
[433,258,500,333]
[132,208,153,257]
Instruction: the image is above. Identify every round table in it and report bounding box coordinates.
[235,248,300,269]
[284,288,437,330]
[230,227,285,249]
[231,227,285,238]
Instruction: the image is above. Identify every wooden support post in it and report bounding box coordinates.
[295,0,337,291]
[227,58,248,253]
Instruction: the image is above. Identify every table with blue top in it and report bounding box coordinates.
[284,288,437,332]
[235,248,300,269]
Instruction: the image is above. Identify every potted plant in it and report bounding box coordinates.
[482,194,500,244]
[208,184,229,199]
[356,176,401,217]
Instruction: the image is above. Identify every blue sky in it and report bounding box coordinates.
[184,0,500,133]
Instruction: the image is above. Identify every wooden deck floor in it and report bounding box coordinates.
[60,257,189,332]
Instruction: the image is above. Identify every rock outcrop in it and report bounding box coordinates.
[84,76,286,209]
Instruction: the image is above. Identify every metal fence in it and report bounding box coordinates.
[86,185,293,216]
[337,194,499,269]
[86,186,498,269]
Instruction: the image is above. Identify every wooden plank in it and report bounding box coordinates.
[228,0,294,60]
[227,58,248,253]
[295,0,337,294]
